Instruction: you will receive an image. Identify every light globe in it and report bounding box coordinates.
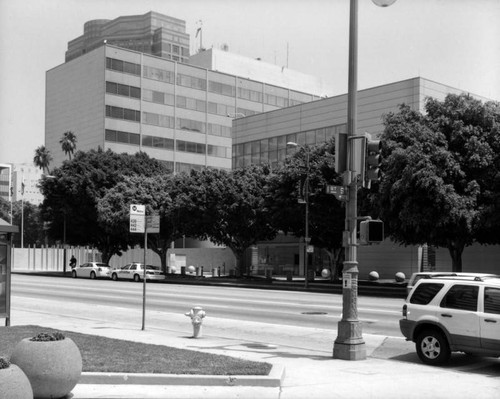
[372,0,397,7]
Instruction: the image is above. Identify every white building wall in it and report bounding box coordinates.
[46,47,106,166]
[189,48,326,96]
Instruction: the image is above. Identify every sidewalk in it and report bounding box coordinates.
[8,306,500,399]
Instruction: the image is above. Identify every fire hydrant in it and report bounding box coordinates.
[185,306,206,338]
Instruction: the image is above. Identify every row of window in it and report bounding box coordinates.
[232,125,344,169]
[106,81,140,99]
[105,129,229,158]
[106,105,232,138]
[106,57,315,106]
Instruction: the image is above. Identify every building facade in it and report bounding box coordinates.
[46,44,321,170]
[231,77,497,278]
[65,11,190,64]
[232,77,489,170]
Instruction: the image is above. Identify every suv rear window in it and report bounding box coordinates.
[410,283,444,304]
[484,287,500,314]
[440,284,478,311]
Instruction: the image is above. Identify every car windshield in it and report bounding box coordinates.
[146,265,160,271]
[96,263,109,268]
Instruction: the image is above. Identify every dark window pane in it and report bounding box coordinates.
[440,285,479,311]
[410,283,444,305]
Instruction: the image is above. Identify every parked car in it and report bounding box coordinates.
[110,263,165,282]
[406,272,499,295]
[400,275,500,365]
[71,262,111,279]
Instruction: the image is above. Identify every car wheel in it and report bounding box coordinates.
[111,273,118,281]
[416,329,451,365]
[72,270,77,279]
[133,274,141,282]
[90,271,96,279]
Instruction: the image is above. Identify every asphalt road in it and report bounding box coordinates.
[10,274,404,338]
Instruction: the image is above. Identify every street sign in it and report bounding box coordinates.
[130,204,145,233]
[326,185,349,202]
[146,215,160,234]
[306,244,314,253]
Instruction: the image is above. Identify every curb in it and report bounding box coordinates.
[78,364,285,387]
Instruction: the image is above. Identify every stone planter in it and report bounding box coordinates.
[10,336,82,399]
[0,362,33,399]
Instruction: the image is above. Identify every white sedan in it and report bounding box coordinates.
[71,262,111,279]
[110,263,166,282]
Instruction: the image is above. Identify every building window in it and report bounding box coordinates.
[143,89,175,106]
[208,81,236,97]
[176,74,207,91]
[176,118,205,133]
[143,112,174,128]
[142,135,174,150]
[106,81,141,99]
[143,65,175,84]
[105,105,140,122]
[106,57,141,76]
[207,123,231,138]
[105,129,140,145]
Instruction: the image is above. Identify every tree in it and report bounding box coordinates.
[60,131,77,160]
[39,149,170,263]
[98,175,179,273]
[183,167,278,275]
[375,94,500,272]
[0,197,45,247]
[33,145,53,175]
[266,140,345,278]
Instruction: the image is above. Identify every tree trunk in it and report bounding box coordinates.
[447,242,464,272]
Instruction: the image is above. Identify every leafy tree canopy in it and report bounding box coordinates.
[375,94,500,271]
[39,148,170,263]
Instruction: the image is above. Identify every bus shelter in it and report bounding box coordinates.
[1,218,18,326]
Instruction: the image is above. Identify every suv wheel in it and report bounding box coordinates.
[133,274,141,282]
[416,329,451,365]
[111,273,118,281]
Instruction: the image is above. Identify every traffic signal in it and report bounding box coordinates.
[364,138,382,188]
[359,220,384,245]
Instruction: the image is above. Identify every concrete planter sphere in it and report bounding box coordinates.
[10,337,82,399]
[395,272,406,282]
[0,363,33,399]
[368,271,380,281]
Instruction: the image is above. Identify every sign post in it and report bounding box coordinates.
[129,205,147,330]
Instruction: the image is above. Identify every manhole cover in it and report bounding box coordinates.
[243,343,277,350]
[301,311,328,315]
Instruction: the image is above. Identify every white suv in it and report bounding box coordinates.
[400,275,500,365]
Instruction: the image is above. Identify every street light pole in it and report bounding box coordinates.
[333,0,365,361]
[333,0,396,361]
[287,142,311,289]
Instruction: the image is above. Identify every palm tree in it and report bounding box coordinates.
[33,145,53,175]
[60,131,77,160]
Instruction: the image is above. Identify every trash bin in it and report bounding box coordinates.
[307,269,315,282]
[286,270,293,282]
[181,266,186,275]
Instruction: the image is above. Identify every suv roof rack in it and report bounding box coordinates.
[430,275,500,282]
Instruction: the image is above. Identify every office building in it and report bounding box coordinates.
[231,77,497,278]
[232,77,490,169]
[65,11,190,63]
[46,44,321,170]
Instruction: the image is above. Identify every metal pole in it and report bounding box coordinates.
[333,0,366,360]
[63,212,67,275]
[142,228,147,331]
[304,149,310,289]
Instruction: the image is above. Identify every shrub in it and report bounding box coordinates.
[30,332,66,342]
[0,357,10,370]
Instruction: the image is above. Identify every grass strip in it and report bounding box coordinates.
[0,325,272,375]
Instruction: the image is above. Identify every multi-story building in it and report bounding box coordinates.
[0,164,43,209]
[65,11,190,64]
[231,77,498,278]
[232,77,491,169]
[46,44,322,170]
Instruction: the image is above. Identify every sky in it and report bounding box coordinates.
[1,0,499,165]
